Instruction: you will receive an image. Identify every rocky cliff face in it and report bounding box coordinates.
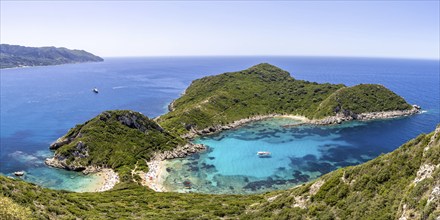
[45,140,98,174]
[151,143,206,161]
[311,105,421,125]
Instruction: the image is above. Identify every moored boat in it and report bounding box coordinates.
[257,151,271,157]
[14,171,25,176]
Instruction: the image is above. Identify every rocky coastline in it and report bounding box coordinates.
[44,157,119,192]
[168,99,176,112]
[151,143,207,161]
[142,143,206,192]
[45,156,103,174]
[309,105,421,125]
[166,88,187,113]
[181,114,289,139]
[181,105,421,139]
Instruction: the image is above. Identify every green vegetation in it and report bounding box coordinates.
[158,63,412,135]
[0,178,260,219]
[50,64,413,175]
[0,196,33,220]
[0,63,426,219]
[313,84,412,118]
[51,110,186,181]
[0,44,103,69]
[48,64,414,182]
[1,125,438,219]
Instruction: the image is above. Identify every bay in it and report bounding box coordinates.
[1,57,438,192]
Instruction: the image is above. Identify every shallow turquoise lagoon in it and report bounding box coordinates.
[162,118,379,194]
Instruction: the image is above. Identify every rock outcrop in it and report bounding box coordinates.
[168,100,176,112]
[310,106,421,125]
[151,143,206,161]
[45,155,102,175]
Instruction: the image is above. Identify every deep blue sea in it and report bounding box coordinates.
[1,57,439,193]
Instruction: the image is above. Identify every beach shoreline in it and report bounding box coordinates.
[142,107,421,192]
[141,160,168,192]
[181,106,421,139]
[82,168,120,192]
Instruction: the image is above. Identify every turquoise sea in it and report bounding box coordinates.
[1,57,439,192]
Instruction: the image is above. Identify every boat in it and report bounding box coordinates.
[93,88,99,93]
[14,171,25,176]
[257,151,271,157]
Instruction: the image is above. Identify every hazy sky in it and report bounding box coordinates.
[1,1,439,59]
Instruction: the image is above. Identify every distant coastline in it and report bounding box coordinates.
[0,44,103,69]
[0,60,103,70]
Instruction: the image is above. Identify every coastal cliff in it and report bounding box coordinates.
[310,105,420,125]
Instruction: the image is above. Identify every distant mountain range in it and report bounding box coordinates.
[0,44,103,69]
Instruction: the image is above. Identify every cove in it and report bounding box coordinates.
[162,117,412,194]
[1,57,438,192]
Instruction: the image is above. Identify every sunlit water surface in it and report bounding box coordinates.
[1,57,438,192]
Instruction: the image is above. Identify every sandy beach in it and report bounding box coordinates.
[83,168,120,192]
[142,160,168,192]
[275,115,310,122]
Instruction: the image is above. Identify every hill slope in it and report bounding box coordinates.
[0,44,103,69]
[46,110,186,181]
[158,63,414,135]
[1,125,438,219]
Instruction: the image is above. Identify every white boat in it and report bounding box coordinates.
[93,88,99,93]
[257,151,271,157]
[14,171,25,176]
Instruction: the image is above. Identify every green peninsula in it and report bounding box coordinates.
[44,64,419,184]
[1,63,432,219]
[0,44,103,69]
[158,63,416,135]
[45,110,187,182]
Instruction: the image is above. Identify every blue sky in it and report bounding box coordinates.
[1,1,439,59]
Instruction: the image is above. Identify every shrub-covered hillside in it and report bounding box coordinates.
[158,63,412,135]
[0,179,260,219]
[313,84,413,118]
[1,125,438,219]
[47,110,186,181]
